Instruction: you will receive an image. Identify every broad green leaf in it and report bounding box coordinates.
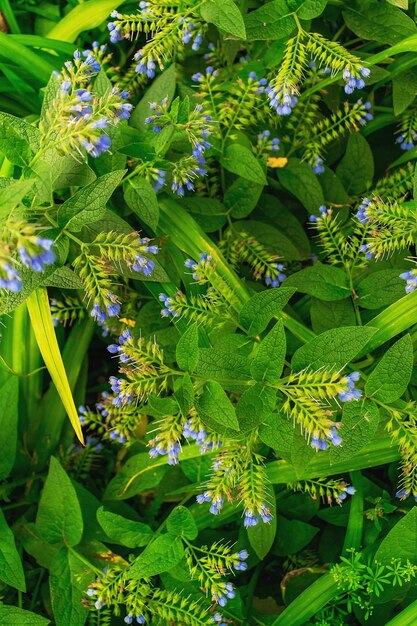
[250,320,286,382]
[278,159,325,213]
[356,269,406,310]
[0,606,50,625]
[0,376,18,480]
[200,0,246,39]
[336,133,374,195]
[196,348,252,390]
[49,547,91,626]
[124,176,160,231]
[131,64,176,131]
[375,508,417,564]
[173,374,195,415]
[236,384,277,432]
[103,451,168,500]
[176,323,199,372]
[27,288,83,443]
[310,298,356,334]
[166,506,198,540]
[42,267,84,290]
[182,196,227,232]
[245,0,296,40]
[274,515,319,556]
[329,401,380,464]
[393,68,417,115]
[0,111,39,166]
[197,381,240,432]
[0,179,34,216]
[291,326,377,371]
[259,411,294,457]
[284,264,351,301]
[343,4,417,45]
[97,507,153,548]
[40,72,60,132]
[129,534,184,578]
[224,177,263,218]
[239,287,296,335]
[36,456,83,546]
[232,219,305,261]
[57,170,126,231]
[46,0,125,42]
[365,335,413,402]
[288,0,327,19]
[0,509,25,591]
[221,144,267,185]
[247,484,277,559]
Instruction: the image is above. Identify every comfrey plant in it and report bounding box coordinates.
[5,1,417,626]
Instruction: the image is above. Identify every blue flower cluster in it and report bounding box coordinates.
[310,156,325,174]
[311,427,342,451]
[309,204,328,223]
[124,615,145,625]
[0,263,22,292]
[91,298,121,324]
[134,51,156,79]
[396,133,417,151]
[257,129,280,152]
[192,65,218,83]
[343,66,370,94]
[149,441,181,465]
[339,371,362,402]
[184,252,212,281]
[180,17,203,50]
[396,488,417,502]
[265,263,286,288]
[107,329,133,363]
[0,236,55,293]
[159,293,180,319]
[336,484,356,504]
[400,270,417,294]
[244,504,272,528]
[358,101,373,126]
[355,197,372,224]
[266,83,298,116]
[359,243,374,260]
[233,549,249,571]
[212,583,236,607]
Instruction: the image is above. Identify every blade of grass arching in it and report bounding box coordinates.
[386,599,417,626]
[342,470,364,554]
[32,316,95,465]
[270,573,339,626]
[26,288,85,446]
[266,435,399,484]
[46,0,126,43]
[9,35,76,57]
[0,0,21,33]
[25,323,43,431]
[0,32,56,83]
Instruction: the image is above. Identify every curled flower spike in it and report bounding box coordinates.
[343,66,370,94]
[266,82,298,116]
[265,263,286,288]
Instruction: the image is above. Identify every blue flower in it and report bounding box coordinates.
[0,263,22,292]
[310,156,325,174]
[133,255,155,276]
[400,270,417,293]
[91,304,107,323]
[108,22,123,43]
[244,513,259,527]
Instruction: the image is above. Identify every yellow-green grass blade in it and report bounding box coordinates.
[46,0,126,43]
[26,288,84,444]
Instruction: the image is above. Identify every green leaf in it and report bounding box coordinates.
[283,264,351,301]
[393,68,417,115]
[0,376,18,480]
[291,326,377,371]
[49,547,91,626]
[182,196,227,232]
[336,133,374,194]
[196,381,240,432]
[356,270,406,310]
[0,509,25,591]
[310,298,356,334]
[200,0,246,39]
[245,0,296,41]
[224,177,263,218]
[236,384,277,432]
[129,534,184,579]
[278,159,325,213]
[196,348,252,390]
[57,170,126,232]
[36,456,83,546]
[0,606,50,625]
[375,508,417,564]
[166,506,198,540]
[0,111,39,166]
[131,64,176,131]
[247,484,277,559]
[173,374,195,415]
[124,176,159,232]
[274,515,319,556]
[0,179,34,216]
[233,219,305,261]
[42,267,84,290]
[176,323,199,372]
[365,335,413,402]
[221,144,267,185]
[250,320,286,382]
[97,507,153,548]
[239,287,296,335]
[414,164,417,201]
[329,400,380,464]
[103,452,168,500]
[343,4,417,45]
[289,0,327,19]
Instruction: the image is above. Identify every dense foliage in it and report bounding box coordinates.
[3,0,417,624]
